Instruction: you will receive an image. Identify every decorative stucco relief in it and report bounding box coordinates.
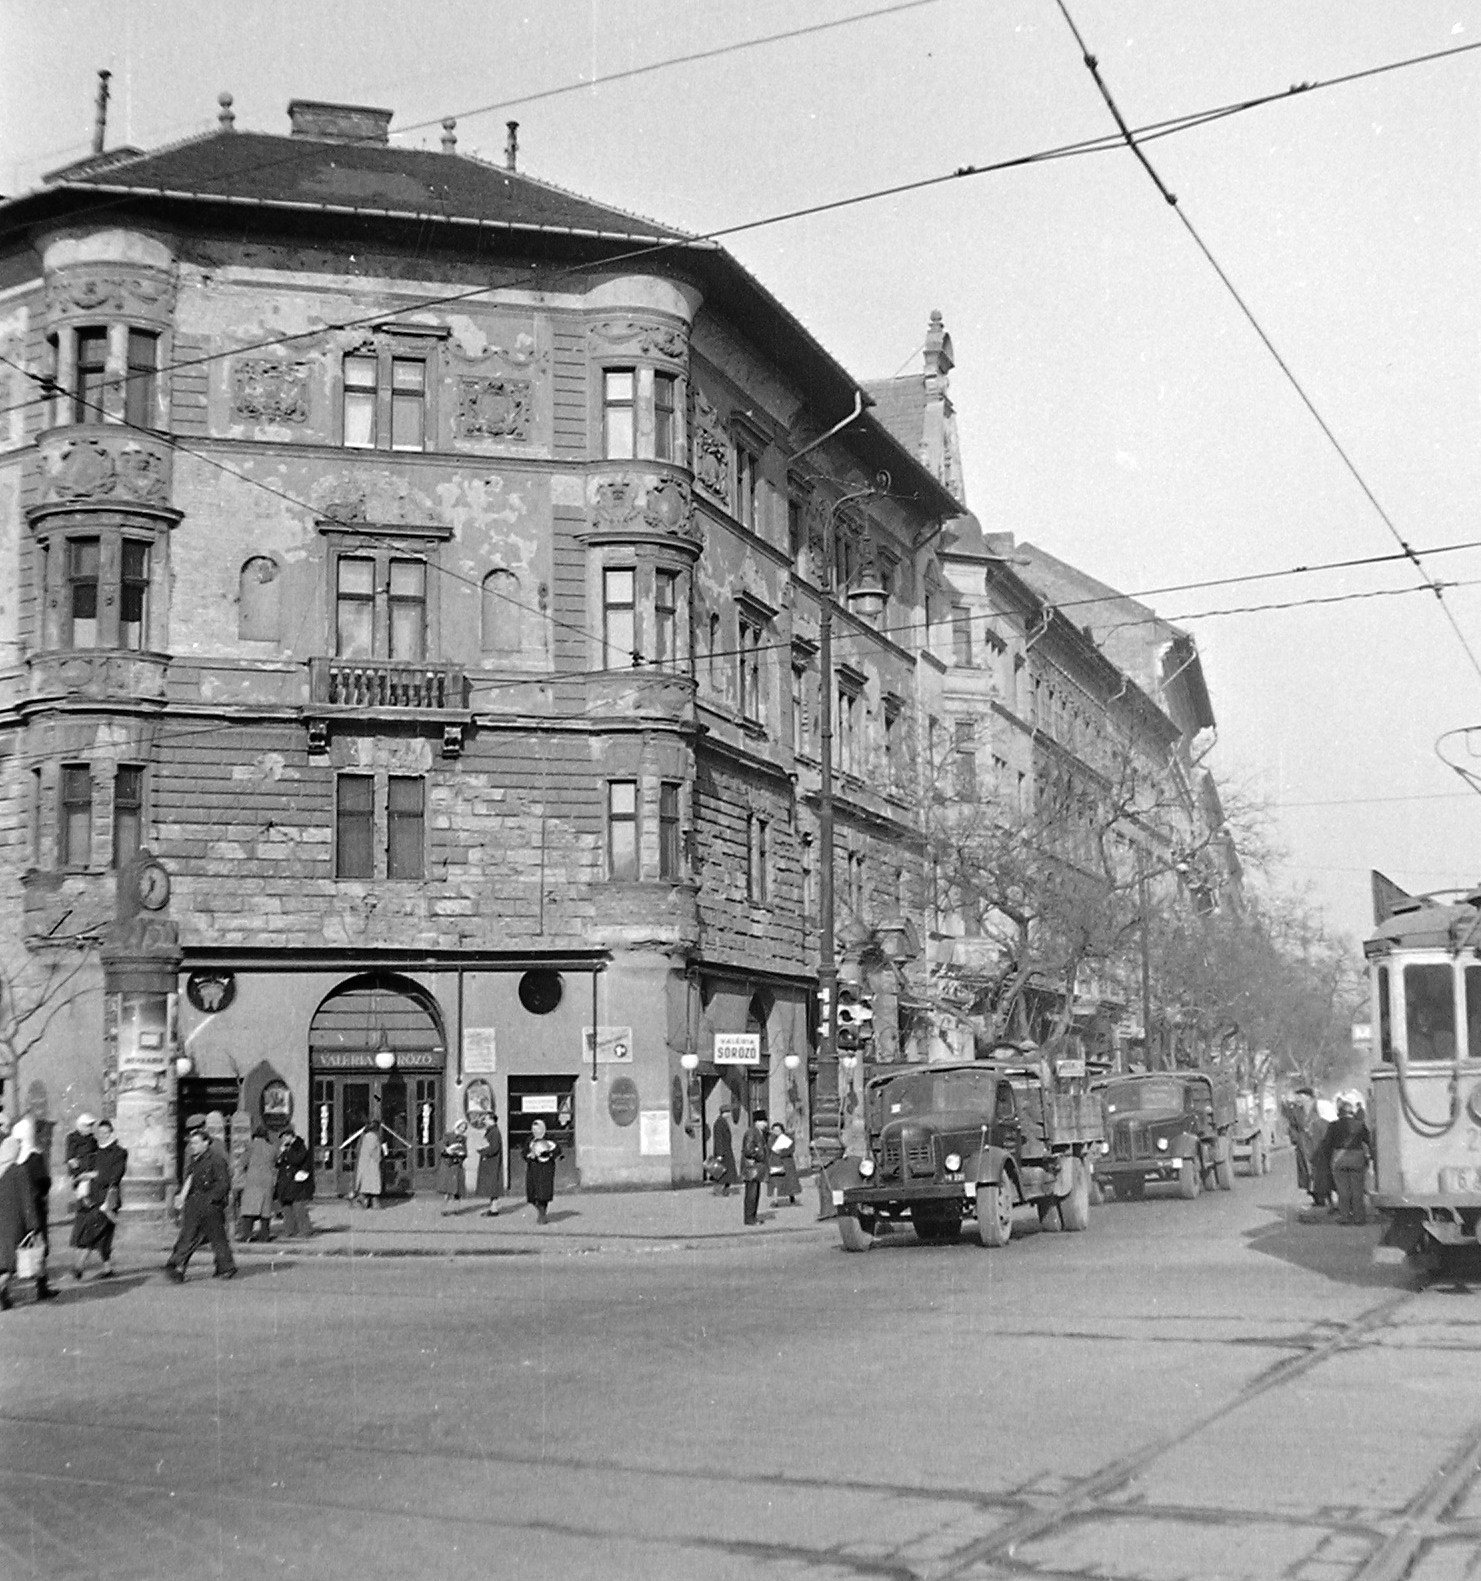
[447,324,545,372]
[232,358,311,425]
[690,389,729,502]
[590,318,688,363]
[590,473,699,542]
[37,433,171,505]
[455,377,533,440]
[46,271,176,321]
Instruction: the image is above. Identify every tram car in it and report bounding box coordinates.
[1364,882,1481,1257]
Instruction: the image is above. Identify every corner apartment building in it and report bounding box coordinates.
[0,98,960,1200]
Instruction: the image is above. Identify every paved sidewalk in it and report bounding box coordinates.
[104,1177,830,1265]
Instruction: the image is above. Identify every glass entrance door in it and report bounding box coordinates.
[312,1070,443,1197]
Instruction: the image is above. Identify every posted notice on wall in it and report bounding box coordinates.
[464,1027,497,1075]
[639,1110,671,1155]
[584,1026,634,1063]
[713,1032,762,1065]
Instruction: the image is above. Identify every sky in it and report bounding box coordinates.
[4,0,1481,947]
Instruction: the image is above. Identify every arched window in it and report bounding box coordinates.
[238,556,281,641]
[482,569,520,652]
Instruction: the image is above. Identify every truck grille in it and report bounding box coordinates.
[879,1134,937,1179]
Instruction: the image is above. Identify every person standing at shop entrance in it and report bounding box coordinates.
[523,1120,562,1225]
[740,1111,770,1225]
[476,1113,504,1217]
[165,1117,236,1283]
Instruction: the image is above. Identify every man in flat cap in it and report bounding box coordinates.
[163,1115,236,1283]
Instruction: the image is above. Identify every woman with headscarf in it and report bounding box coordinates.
[522,1120,562,1224]
[70,1118,127,1279]
[234,1124,278,1242]
[11,1118,57,1300]
[353,1120,383,1208]
[0,1132,40,1311]
[274,1128,314,1239]
[436,1119,469,1212]
[476,1112,504,1217]
[766,1120,802,1206]
[65,1114,98,1196]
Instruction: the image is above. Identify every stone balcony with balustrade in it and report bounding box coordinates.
[305,657,470,755]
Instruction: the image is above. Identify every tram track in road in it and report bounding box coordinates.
[932,1286,1420,1580]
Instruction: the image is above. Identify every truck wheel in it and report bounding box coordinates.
[1215,1139,1235,1192]
[914,1206,962,1244]
[837,1213,874,1253]
[1178,1159,1201,1199]
[1060,1158,1091,1232]
[1247,1134,1265,1177]
[976,1180,1014,1247]
[1088,1174,1105,1207]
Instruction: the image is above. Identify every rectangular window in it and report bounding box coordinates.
[801,834,816,922]
[791,664,807,756]
[654,570,678,668]
[336,774,374,879]
[955,721,978,801]
[883,705,900,777]
[112,766,144,869]
[734,444,758,528]
[119,541,149,650]
[748,814,769,903]
[390,358,426,451]
[848,850,865,914]
[124,330,159,429]
[387,776,425,880]
[604,370,635,459]
[838,687,859,775]
[67,537,100,649]
[654,373,677,461]
[608,780,638,881]
[788,498,805,570]
[336,557,376,658]
[388,559,426,662]
[738,617,763,723]
[603,568,636,669]
[342,354,378,449]
[659,781,681,881]
[1405,963,1456,1061]
[834,530,855,593]
[59,764,92,869]
[74,328,108,423]
[952,607,973,666]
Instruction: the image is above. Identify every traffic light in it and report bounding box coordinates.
[835,987,875,1052]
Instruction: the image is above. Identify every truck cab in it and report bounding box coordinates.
[1094,1070,1239,1200]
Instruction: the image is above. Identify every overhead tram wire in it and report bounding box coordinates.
[4,32,1481,421]
[1051,0,1481,692]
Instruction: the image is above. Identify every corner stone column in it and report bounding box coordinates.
[100,915,181,1211]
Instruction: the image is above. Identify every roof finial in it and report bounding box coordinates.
[505,120,519,173]
[92,69,112,155]
[217,92,236,132]
[441,117,457,153]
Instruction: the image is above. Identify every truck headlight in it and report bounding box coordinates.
[858,1158,876,1178]
[944,1153,961,1172]
[1099,1140,1110,1154]
[1156,1138,1169,1152]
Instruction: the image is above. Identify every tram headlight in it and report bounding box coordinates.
[858,1158,876,1179]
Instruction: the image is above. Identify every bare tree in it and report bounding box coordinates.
[0,944,99,1121]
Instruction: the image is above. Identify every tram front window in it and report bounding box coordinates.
[1466,966,1481,1064]
[1377,966,1393,1063]
[1404,963,1456,1061]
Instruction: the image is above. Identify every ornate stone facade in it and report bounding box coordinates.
[34,430,172,507]
[591,318,688,364]
[232,358,311,425]
[455,377,533,440]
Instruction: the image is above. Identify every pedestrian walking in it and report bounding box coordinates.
[1306,1098,1336,1211]
[522,1120,562,1224]
[0,1133,39,1312]
[766,1120,801,1205]
[709,1106,738,1196]
[70,1118,127,1280]
[164,1116,236,1283]
[740,1110,770,1225]
[12,1117,57,1300]
[64,1113,98,1195]
[352,1120,384,1208]
[1323,1093,1374,1225]
[234,1125,277,1242]
[274,1128,314,1239]
[1285,1089,1314,1197]
[436,1120,469,1212]
[476,1113,504,1216]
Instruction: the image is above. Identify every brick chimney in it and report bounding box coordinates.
[287,100,393,144]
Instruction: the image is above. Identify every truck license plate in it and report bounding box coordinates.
[1438,1167,1481,1195]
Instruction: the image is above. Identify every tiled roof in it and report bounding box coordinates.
[39,129,702,244]
[862,376,926,458]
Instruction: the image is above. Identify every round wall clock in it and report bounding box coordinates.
[137,860,171,911]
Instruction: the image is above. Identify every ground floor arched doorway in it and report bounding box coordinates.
[308,973,447,1197]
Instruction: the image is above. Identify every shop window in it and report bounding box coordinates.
[59,764,92,869]
[387,775,425,880]
[608,780,638,881]
[602,568,636,670]
[336,774,374,879]
[738,616,763,724]
[659,781,682,881]
[342,346,428,452]
[124,330,159,429]
[335,554,426,662]
[112,766,144,869]
[481,568,521,652]
[239,556,282,642]
[73,329,108,423]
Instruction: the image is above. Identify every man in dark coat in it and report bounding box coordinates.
[15,1117,57,1300]
[0,1133,39,1311]
[274,1128,314,1240]
[164,1117,237,1282]
[710,1107,738,1196]
[740,1111,770,1225]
